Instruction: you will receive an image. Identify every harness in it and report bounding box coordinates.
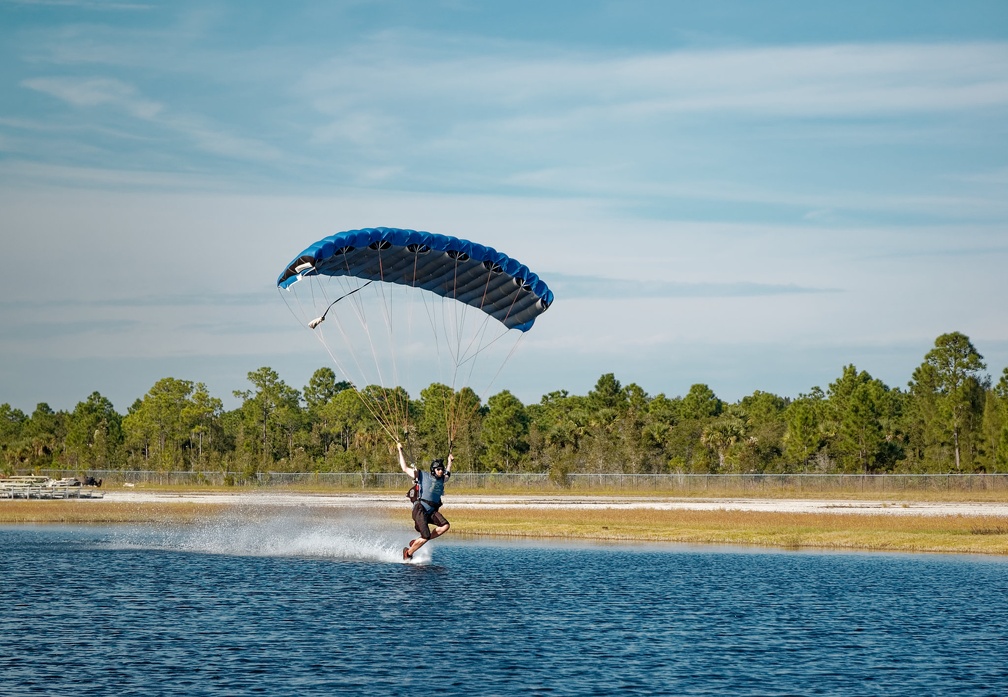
[415,468,451,512]
[406,477,443,510]
[411,469,448,511]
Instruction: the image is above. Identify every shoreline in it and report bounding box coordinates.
[4,490,1008,555]
[101,490,1008,517]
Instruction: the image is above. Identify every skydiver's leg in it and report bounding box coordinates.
[427,512,450,540]
[426,524,449,540]
[405,503,433,557]
[406,536,428,557]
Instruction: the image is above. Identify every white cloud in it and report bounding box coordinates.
[3,0,151,10]
[300,39,1008,122]
[23,76,164,118]
[20,75,287,163]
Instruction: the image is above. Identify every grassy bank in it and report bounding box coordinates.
[3,495,1008,555]
[0,500,232,524]
[447,507,1008,555]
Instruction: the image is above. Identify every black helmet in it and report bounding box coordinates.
[430,459,445,476]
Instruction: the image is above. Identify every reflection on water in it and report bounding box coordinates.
[2,512,1007,696]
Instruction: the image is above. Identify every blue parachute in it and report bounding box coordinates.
[277,227,552,332]
[277,227,552,448]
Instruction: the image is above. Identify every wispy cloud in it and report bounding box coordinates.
[602,43,1008,116]
[23,76,163,118]
[0,291,277,312]
[286,34,1008,213]
[300,38,1008,123]
[546,272,836,299]
[20,75,286,163]
[10,9,1008,209]
[3,0,152,10]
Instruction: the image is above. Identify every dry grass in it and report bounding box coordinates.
[447,507,1008,555]
[0,500,231,524]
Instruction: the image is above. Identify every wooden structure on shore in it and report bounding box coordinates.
[0,476,105,500]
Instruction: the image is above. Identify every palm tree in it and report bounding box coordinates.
[701,410,748,471]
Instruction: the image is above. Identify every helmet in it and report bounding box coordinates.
[430,459,445,476]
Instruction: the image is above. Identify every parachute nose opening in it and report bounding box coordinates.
[512,276,533,292]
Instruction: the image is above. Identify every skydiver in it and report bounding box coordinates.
[397,441,452,561]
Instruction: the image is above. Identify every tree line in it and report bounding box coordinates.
[2,332,1007,478]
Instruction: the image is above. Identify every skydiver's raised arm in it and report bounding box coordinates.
[397,442,416,478]
[447,452,454,473]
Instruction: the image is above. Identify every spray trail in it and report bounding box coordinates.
[108,508,431,564]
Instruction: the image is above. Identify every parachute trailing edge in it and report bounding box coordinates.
[277,227,553,331]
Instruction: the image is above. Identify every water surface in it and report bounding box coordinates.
[2,514,1006,696]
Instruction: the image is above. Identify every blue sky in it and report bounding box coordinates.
[1,0,1007,413]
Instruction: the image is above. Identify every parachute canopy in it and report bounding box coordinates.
[276,227,553,452]
[277,227,552,332]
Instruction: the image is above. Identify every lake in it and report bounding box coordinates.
[2,511,1007,696]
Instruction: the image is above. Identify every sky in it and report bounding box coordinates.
[1,0,1007,414]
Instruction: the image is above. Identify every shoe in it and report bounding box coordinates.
[402,547,413,561]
